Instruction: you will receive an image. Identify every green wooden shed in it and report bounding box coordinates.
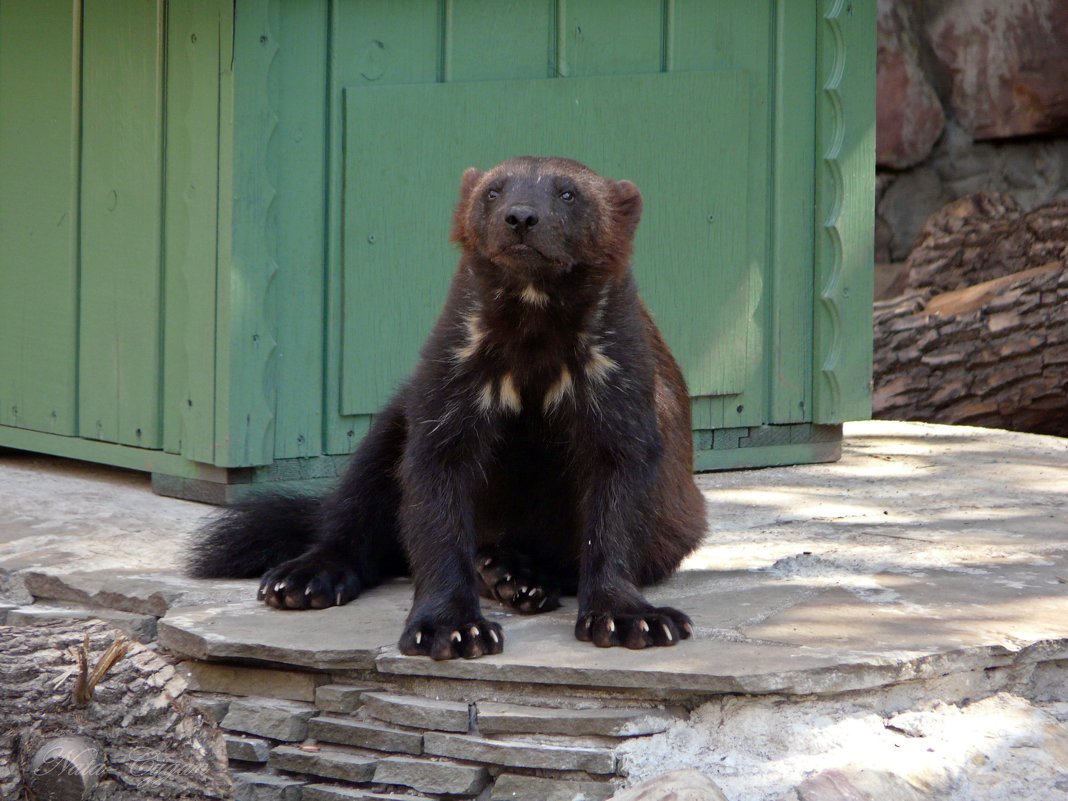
[0,0,874,503]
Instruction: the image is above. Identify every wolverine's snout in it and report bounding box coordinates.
[505,205,539,233]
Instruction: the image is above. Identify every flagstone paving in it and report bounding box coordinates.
[2,420,1067,800]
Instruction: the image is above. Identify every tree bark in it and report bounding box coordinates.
[0,620,231,800]
[874,191,1068,435]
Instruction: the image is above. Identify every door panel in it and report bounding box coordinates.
[341,70,751,414]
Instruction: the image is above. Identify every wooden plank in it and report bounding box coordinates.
[340,71,751,414]
[0,423,222,481]
[446,0,555,80]
[270,0,329,459]
[0,0,81,436]
[769,0,817,423]
[558,0,664,76]
[213,0,278,467]
[162,0,222,461]
[813,0,875,423]
[78,0,165,447]
[323,0,442,453]
[670,0,772,430]
[695,438,841,472]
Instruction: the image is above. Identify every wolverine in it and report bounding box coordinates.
[188,156,707,660]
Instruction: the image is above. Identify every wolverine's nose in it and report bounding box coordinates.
[505,205,539,232]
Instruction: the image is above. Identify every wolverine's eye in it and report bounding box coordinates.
[559,190,576,203]
[486,188,500,201]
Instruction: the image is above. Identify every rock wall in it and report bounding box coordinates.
[876,0,1068,264]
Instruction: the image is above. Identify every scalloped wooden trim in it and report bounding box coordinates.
[813,0,875,424]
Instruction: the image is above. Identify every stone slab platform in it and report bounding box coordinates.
[2,421,1068,697]
[4,421,1068,800]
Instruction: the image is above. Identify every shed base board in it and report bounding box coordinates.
[0,422,843,505]
[151,425,843,505]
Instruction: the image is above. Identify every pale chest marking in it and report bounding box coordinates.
[542,364,575,413]
[475,372,523,416]
[584,343,619,385]
[519,284,550,307]
[453,309,486,363]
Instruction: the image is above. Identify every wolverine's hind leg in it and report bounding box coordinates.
[476,545,562,614]
[260,400,408,610]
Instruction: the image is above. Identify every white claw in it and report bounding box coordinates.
[607,618,616,634]
[274,581,285,592]
[470,625,480,637]
[502,573,512,583]
[683,622,694,637]
[482,557,494,567]
[336,591,342,606]
[490,629,499,644]
[519,585,528,594]
[662,623,673,642]
[638,619,650,633]
[451,630,462,643]
[584,617,593,632]
[305,587,313,595]
[538,597,548,608]
[415,631,423,645]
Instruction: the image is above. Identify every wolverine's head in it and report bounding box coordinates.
[451,156,643,278]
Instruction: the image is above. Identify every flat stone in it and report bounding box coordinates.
[268,745,377,784]
[0,602,16,623]
[743,566,1068,657]
[6,602,157,641]
[477,702,680,737]
[7,422,1068,709]
[0,452,205,580]
[375,615,933,697]
[363,692,470,733]
[222,698,317,742]
[232,771,305,801]
[309,716,423,755]
[793,768,924,801]
[607,770,727,801]
[423,732,616,775]
[373,755,488,795]
[226,735,272,763]
[189,692,232,723]
[491,773,616,801]
[303,785,433,801]
[178,660,326,702]
[20,568,251,617]
[158,584,410,670]
[316,684,374,713]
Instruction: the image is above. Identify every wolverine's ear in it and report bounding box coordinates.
[611,179,643,240]
[458,167,484,203]
[451,167,484,245]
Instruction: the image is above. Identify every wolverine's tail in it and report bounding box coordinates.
[185,494,321,579]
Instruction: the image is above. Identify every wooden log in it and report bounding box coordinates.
[889,192,1068,298]
[28,735,102,800]
[0,620,231,800]
[874,192,1068,435]
[874,262,1068,435]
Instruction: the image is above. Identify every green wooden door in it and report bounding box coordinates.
[330,0,815,437]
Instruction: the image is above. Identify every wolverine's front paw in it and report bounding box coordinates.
[258,554,362,610]
[575,606,694,649]
[399,616,504,660]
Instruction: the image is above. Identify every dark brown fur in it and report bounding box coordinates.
[188,157,707,659]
